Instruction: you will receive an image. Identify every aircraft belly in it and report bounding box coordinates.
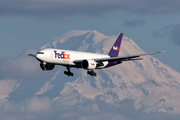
[51,58,74,66]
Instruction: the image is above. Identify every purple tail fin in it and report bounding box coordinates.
[108,33,123,57]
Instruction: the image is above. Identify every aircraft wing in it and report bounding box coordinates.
[28,54,36,57]
[73,51,164,67]
[94,51,164,63]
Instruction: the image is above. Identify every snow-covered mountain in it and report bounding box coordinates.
[0,30,180,120]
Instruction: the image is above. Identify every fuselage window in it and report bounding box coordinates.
[37,52,44,54]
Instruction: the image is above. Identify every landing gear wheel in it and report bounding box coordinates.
[70,73,74,76]
[87,70,97,76]
[64,66,74,77]
[93,73,97,76]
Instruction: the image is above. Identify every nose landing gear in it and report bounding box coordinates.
[40,62,46,70]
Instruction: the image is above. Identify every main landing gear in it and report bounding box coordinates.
[87,70,97,76]
[64,66,74,76]
[64,67,97,77]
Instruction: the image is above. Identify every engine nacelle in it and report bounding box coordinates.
[81,59,97,70]
[40,63,55,70]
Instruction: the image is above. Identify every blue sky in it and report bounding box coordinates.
[0,0,180,72]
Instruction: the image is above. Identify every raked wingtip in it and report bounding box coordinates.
[158,51,165,53]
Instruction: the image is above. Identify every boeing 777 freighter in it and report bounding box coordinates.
[29,33,163,76]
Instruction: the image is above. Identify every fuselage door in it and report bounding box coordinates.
[50,51,53,58]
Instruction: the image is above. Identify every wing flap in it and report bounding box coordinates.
[94,51,164,62]
[73,51,164,66]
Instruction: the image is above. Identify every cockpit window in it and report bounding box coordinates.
[37,52,44,54]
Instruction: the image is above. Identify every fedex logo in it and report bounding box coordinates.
[113,46,119,50]
[91,63,95,66]
[54,50,70,59]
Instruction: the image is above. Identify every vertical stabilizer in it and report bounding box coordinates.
[108,33,123,57]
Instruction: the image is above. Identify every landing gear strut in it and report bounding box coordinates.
[87,70,97,76]
[40,62,46,70]
[64,66,74,76]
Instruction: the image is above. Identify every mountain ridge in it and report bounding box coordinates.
[40,30,180,113]
[0,30,180,120]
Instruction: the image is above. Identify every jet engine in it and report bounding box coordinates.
[40,63,55,70]
[81,59,97,70]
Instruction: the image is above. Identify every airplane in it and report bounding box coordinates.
[29,33,164,76]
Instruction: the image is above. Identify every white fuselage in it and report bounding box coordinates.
[29,33,162,76]
[36,48,110,69]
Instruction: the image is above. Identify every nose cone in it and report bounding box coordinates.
[36,54,40,59]
[36,54,42,61]
[36,51,45,61]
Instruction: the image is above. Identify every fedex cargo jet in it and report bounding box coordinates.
[29,33,163,76]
